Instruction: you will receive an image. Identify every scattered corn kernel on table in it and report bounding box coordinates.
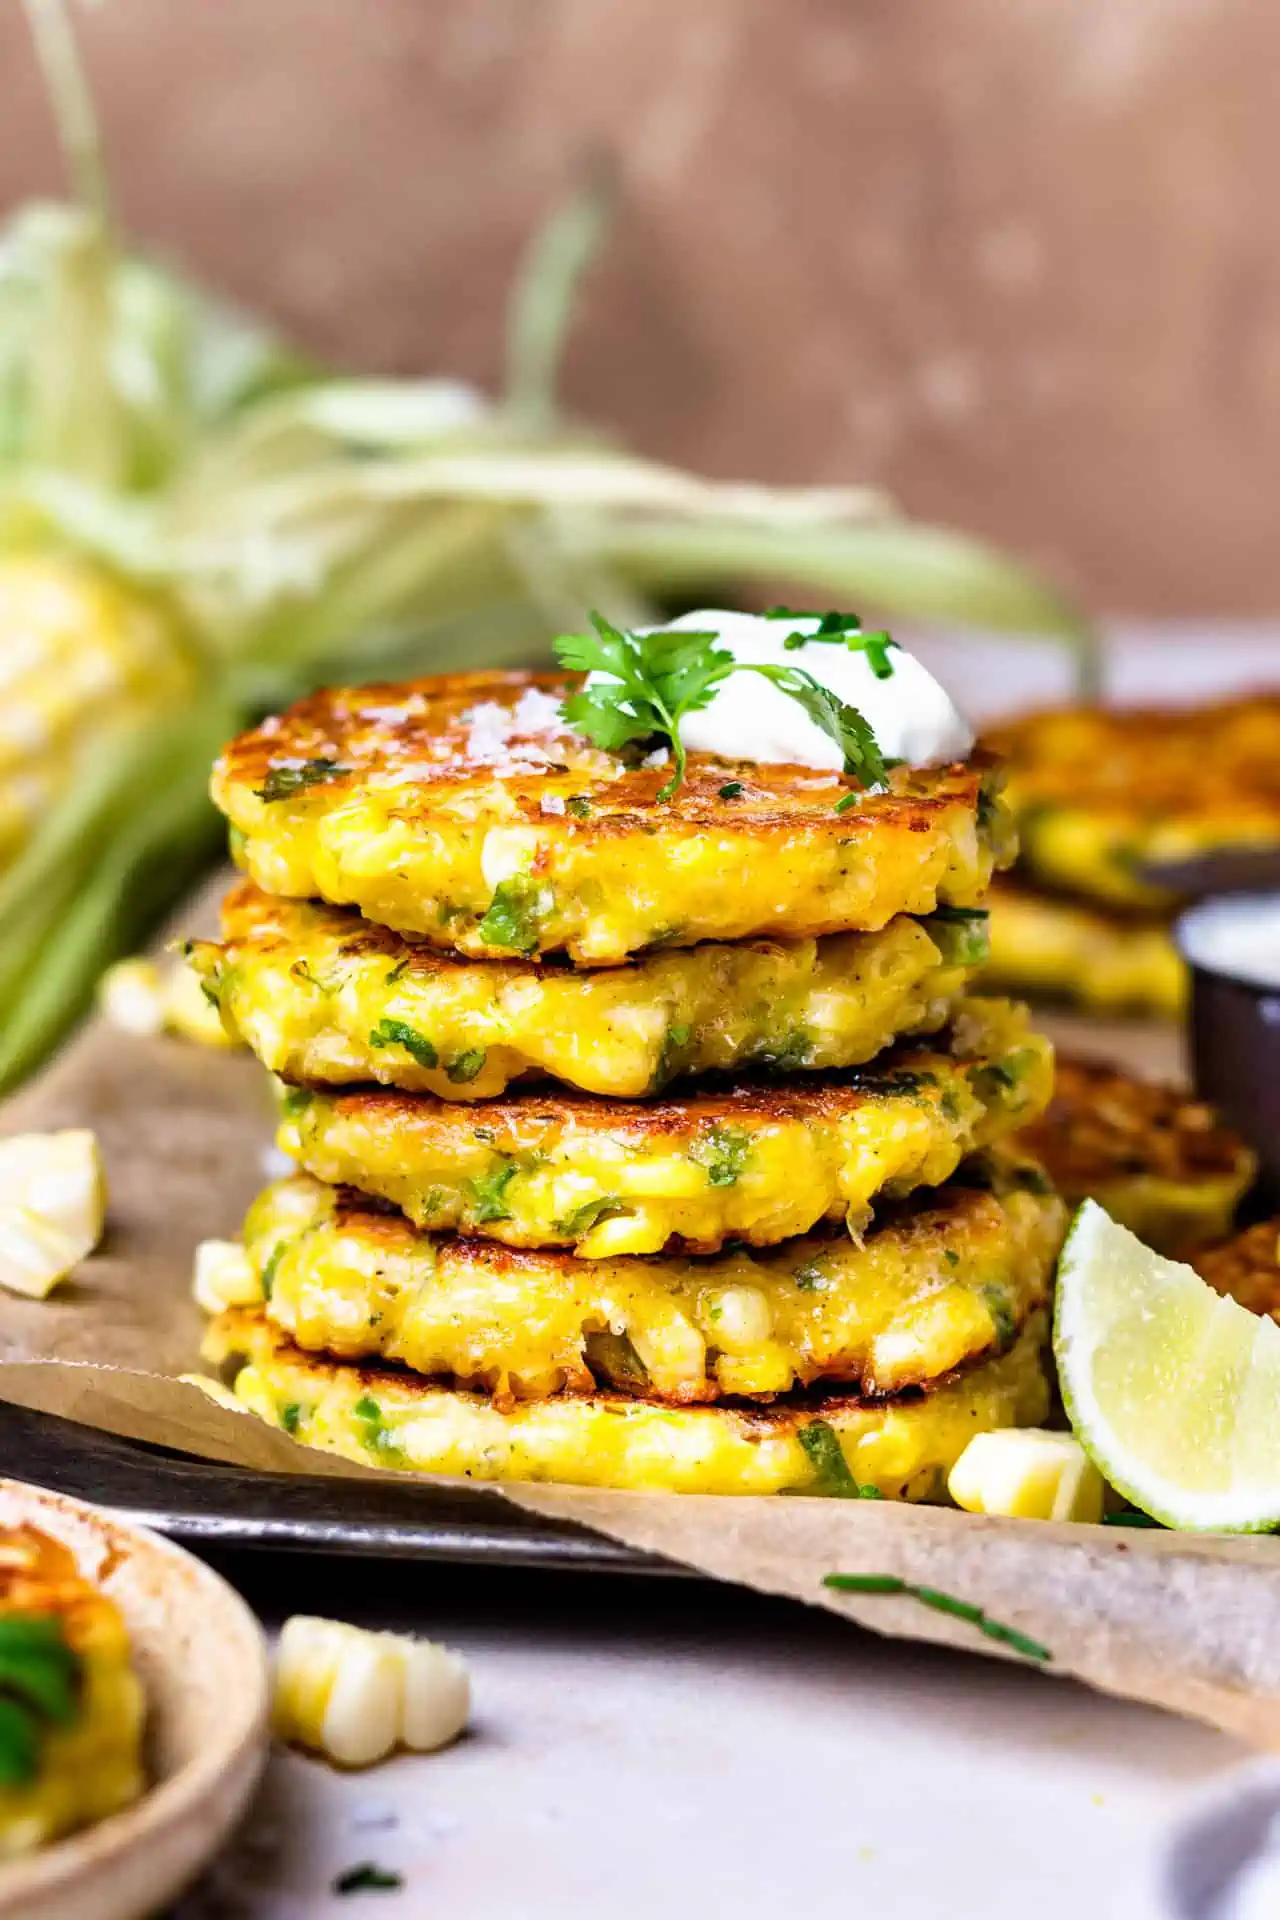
[20,626,1280,1917]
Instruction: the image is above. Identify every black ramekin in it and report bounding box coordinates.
[1177,895,1280,1200]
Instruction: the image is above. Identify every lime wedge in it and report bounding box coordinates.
[1054,1200,1280,1531]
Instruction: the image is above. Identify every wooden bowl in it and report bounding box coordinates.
[0,1479,269,1920]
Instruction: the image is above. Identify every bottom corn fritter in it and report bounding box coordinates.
[225,1159,1063,1403]
[1017,1056,1255,1257]
[203,1306,1051,1498]
[0,1525,145,1857]
[275,997,1052,1256]
[983,878,1184,1018]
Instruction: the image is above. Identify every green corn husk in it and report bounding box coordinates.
[0,0,1097,1094]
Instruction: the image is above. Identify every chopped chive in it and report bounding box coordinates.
[912,1585,984,1627]
[718,781,744,799]
[823,1573,906,1596]
[333,1861,404,1894]
[822,1573,1051,1662]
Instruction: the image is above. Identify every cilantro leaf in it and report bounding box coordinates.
[743,664,888,789]
[476,875,551,953]
[797,1422,885,1498]
[555,610,889,807]
[0,1616,83,1787]
[554,612,729,801]
[369,1019,438,1070]
[468,1156,519,1224]
[446,1048,487,1084]
[690,1123,752,1188]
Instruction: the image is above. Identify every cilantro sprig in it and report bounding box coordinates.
[0,1614,83,1787]
[554,611,890,805]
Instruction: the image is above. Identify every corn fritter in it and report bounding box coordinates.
[211,671,1013,963]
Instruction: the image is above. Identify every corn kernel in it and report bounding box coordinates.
[702,1284,773,1352]
[0,1207,85,1299]
[162,963,236,1049]
[948,1428,1105,1523]
[99,955,237,1049]
[0,1129,105,1246]
[274,1616,470,1769]
[98,958,166,1037]
[630,1313,706,1389]
[578,1210,656,1257]
[192,1239,260,1315]
[0,1130,105,1294]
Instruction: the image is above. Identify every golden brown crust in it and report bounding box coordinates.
[213,1303,1025,1421]
[1020,1057,1250,1192]
[220,669,990,835]
[985,695,1280,823]
[1016,1055,1255,1256]
[210,670,1010,961]
[238,1160,1064,1404]
[192,881,978,1102]
[1195,1219,1280,1319]
[274,998,1052,1254]
[205,1303,1053,1497]
[982,697,1280,909]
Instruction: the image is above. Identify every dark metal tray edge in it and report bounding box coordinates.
[0,1402,682,1574]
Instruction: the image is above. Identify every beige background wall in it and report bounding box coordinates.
[1,0,1278,616]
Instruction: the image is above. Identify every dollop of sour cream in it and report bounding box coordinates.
[591,609,974,771]
[1178,893,1280,991]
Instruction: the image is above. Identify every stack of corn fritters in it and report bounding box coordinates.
[982,697,1280,1018]
[190,665,1067,1498]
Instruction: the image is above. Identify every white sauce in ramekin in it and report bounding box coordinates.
[1178,893,1280,991]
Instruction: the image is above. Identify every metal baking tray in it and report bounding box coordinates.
[0,1402,677,1574]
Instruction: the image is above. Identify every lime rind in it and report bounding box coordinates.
[1054,1199,1280,1533]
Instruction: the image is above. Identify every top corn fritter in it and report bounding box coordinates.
[211,671,1011,963]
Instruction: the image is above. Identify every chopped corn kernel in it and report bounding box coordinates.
[702,1284,773,1351]
[97,959,167,1037]
[192,1239,261,1315]
[163,962,237,1049]
[0,1208,85,1299]
[99,955,237,1049]
[0,1131,105,1296]
[274,1616,470,1769]
[948,1427,1106,1523]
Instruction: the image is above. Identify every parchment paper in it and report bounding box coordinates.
[7,883,1280,1748]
